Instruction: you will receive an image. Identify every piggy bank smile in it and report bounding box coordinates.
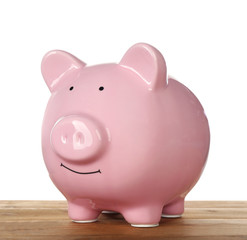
[60,163,101,175]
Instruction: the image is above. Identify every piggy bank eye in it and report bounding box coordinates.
[99,86,104,91]
[69,86,74,91]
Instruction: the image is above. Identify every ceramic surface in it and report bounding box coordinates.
[41,43,210,227]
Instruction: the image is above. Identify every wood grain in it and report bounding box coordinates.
[0,201,247,240]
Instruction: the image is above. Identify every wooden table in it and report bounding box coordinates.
[1,201,247,239]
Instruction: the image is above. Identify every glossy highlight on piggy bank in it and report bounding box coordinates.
[41,43,210,227]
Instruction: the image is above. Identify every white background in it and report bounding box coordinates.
[0,0,246,200]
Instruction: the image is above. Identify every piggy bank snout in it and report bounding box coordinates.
[50,116,106,161]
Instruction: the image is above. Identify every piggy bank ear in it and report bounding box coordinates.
[41,50,86,92]
[120,43,167,90]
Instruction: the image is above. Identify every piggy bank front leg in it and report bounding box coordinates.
[121,205,163,227]
[162,197,184,218]
[68,199,101,223]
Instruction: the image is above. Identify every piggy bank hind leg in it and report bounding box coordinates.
[68,199,101,223]
[121,205,163,227]
[162,197,184,218]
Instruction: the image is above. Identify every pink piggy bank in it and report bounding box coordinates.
[41,43,210,227]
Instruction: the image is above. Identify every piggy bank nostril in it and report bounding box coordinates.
[75,132,84,144]
[61,135,67,144]
[72,120,93,150]
[73,132,86,149]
